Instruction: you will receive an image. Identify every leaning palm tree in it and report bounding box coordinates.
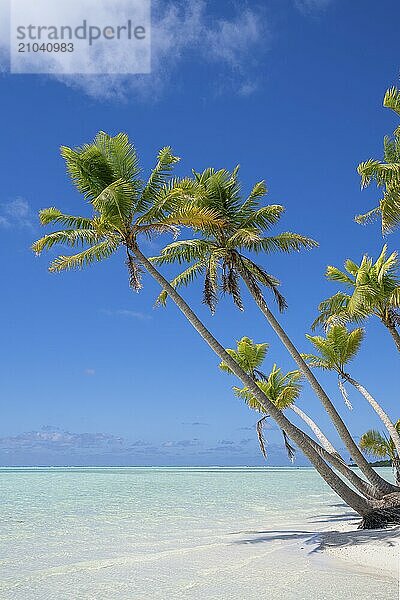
[312,245,400,352]
[235,364,301,463]
[357,87,400,235]
[219,337,379,501]
[151,168,394,495]
[219,336,339,458]
[360,422,400,486]
[303,325,400,458]
[32,132,398,526]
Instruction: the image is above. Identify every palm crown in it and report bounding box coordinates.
[360,422,400,462]
[304,325,364,376]
[357,87,400,234]
[219,336,301,461]
[219,336,302,412]
[312,245,400,333]
[32,132,222,285]
[151,167,318,313]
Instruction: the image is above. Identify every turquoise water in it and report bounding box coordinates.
[0,467,396,599]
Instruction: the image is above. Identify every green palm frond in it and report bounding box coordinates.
[237,181,268,218]
[151,239,211,266]
[163,203,224,230]
[148,164,317,313]
[314,246,400,330]
[48,240,120,272]
[301,353,331,370]
[32,229,105,254]
[384,87,400,117]
[155,261,205,306]
[359,429,392,459]
[219,337,269,375]
[355,206,382,226]
[138,146,180,213]
[244,232,319,254]
[91,179,136,224]
[140,177,204,223]
[356,88,400,234]
[233,365,302,412]
[239,204,284,230]
[326,266,355,286]
[305,325,364,372]
[94,131,140,182]
[38,208,94,229]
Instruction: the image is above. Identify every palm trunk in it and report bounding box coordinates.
[343,373,400,458]
[386,323,400,353]
[290,405,340,457]
[392,458,400,487]
[238,267,397,496]
[132,244,372,516]
[289,424,381,500]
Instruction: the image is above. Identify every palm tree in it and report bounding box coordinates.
[151,167,395,495]
[219,336,339,457]
[360,422,400,486]
[357,87,400,235]
[219,337,379,501]
[31,132,387,522]
[312,246,400,352]
[303,325,400,458]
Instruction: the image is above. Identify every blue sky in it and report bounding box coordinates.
[0,0,399,466]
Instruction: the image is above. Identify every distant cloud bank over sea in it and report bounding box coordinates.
[0,425,311,466]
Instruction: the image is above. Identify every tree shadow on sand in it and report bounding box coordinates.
[229,505,400,552]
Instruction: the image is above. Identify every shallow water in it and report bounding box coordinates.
[0,466,397,599]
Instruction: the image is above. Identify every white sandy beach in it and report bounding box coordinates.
[318,519,399,580]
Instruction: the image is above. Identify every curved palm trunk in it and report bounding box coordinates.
[290,405,340,457]
[343,373,400,458]
[289,424,381,500]
[392,458,400,487]
[238,268,397,496]
[386,323,400,353]
[132,245,371,516]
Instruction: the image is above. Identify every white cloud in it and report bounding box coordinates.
[0,426,125,451]
[84,368,96,376]
[100,308,152,320]
[0,0,268,101]
[0,198,34,229]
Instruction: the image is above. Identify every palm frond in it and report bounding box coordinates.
[245,232,319,254]
[48,240,119,272]
[359,429,391,459]
[384,87,400,117]
[32,229,105,254]
[155,261,205,306]
[94,131,140,182]
[138,147,180,213]
[38,208,94,229]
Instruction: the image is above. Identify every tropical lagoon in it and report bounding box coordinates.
[0,467,397,599]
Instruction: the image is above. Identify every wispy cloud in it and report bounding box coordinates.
[0,198,34,229]
[0,1,268,102]
[84,368,96,376]
[100,309,152,321]
[237,421,277,432]
[162,439,201,448]
[0,427,300,465]
[0,426,125,452]
[294,0,333,13]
